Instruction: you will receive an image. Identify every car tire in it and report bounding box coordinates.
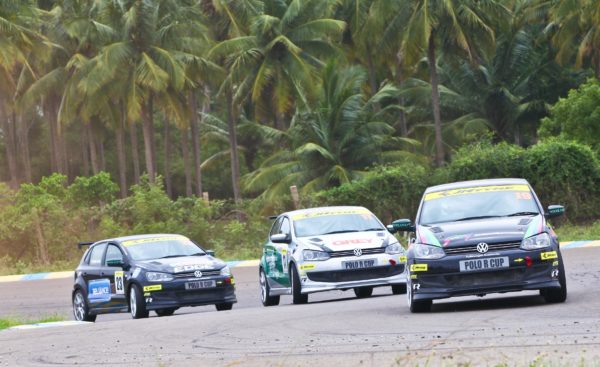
[354,287,374,298]
[407,279,431,313]
[155,308,176,317]
[215,303,233,311]
[391,284,407,295]
[291,264,308,305]
[260,268,280,306]
[72,290,96,322]
[541,259,567,303]
[129,284,149,319]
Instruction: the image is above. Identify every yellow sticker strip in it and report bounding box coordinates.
[541,251,558,260]
[424,184,530,201]
[143,285,162,292]
[292,208,370,220]
[399,256,407,263]
[410,264,428,272]
[300,264,316,270]
[122,236,185,247]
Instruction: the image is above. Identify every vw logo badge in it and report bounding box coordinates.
[353,248,362,257]
[476,242,489,254]
[194,270,203,278]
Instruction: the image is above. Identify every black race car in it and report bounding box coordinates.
[72,234,236,321]
[390,178,567,313]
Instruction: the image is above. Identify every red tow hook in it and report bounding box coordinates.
[389,259,397,266]
[525,256,533,267]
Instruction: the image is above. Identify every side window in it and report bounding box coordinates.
[105,245,124,266]
[89,243,107,267]
[279,217,291,236]
[269,217,283,237]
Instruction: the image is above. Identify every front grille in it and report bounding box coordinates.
[306,264,404,283]
[173,270,221,279]
[444,242,521,255]
[443,268,525,287]
[329,247,386,258]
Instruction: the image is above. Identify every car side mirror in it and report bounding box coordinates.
[106,259,126,268]
[392,219,415,232]
[386,225,397,234]
[270,233,291,244]
[545,205,565,218]
[206,250,215,257]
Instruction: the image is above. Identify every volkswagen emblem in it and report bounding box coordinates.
[194,270,203,278]
[476,242,489,254]
[353,248,362,257]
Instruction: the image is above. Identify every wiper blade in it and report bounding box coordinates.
[322,230,359,235]
[505,212,539,217]
[158,254,188,259]
[362,228,385,232]
[189,252,206,256]
[454,215,501,222]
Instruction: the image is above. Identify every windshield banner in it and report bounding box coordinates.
[424,184,530,201]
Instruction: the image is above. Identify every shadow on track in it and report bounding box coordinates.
[431,293,547,313]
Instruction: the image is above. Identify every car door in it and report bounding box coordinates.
[264,216,292,288]
[83,243,110,310]
[101,243,128,311]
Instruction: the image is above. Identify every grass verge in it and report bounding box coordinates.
[0,314,66,331]
[555,220,600,242]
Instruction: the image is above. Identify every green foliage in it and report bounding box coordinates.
[68,172,118,208]
[539,79,600,151]
[0,314,66,331]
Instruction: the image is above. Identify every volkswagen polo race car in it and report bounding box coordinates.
[391,178,567,313]
[259,206,407,306]
[72,234,236,322]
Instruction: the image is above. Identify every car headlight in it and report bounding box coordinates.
[413,243,445,259]
[385,242,405,255]
[145,272,174,282]
[302,249,330,261]
[220,266,231,276]
[521,232,551,250]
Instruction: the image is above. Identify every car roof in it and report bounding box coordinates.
[95,233,187,245]
[279,206,370,219]
[425,178,530,193]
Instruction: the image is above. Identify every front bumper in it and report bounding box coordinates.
[298,254,407,294]
[409,248,562,301]
[141,276,237,310]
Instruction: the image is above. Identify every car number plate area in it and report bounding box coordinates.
[185,280,216,290]
[342,258,376,270]
[459,257,509,272]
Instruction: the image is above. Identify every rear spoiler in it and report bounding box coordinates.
[77,241,94,250]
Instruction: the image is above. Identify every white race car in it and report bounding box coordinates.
[259,206,408,306]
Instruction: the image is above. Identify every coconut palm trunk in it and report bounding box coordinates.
[141,97,156,183]
[180,127,192,197]
[163,119,173,198]
[0,102,19,188]
[129,123,141,184]
[226,88,242,205]
[115,115,128,198]
[16,112,32,182]
[86,123,100,174]
[189,90,203,196]
[427,33,444,167]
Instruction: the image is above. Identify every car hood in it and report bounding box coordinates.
[137,255,226,273]
[299,231,393,251]
[416,215,546,249]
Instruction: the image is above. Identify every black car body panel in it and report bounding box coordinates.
[72,234,236,318]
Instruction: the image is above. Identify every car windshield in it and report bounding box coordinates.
[293,209,384,237]
[420,184,540,225]
[123,236,205,261]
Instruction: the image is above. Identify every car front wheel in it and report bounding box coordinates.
[291,264,308,305]
[541,259,567,303]
[155,308,177,317]
[129,284,149,319]
[72,290,96,322]
[407,278,431,313]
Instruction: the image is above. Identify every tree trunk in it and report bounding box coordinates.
[189,90,203,196]
[181,127,192,197]
[98,137,106,172]
[80,124,90,176]
[129,123,141,184]
[427,33,445,167]
[366,46,378,97]
[164,119,173,198]
[141,97,156,183]
[47,98,67,175]
[33,210,50,265]
[226,88,242,205]
[46,101,58,173]
[16,112,32,182]
[115,115,128,198]
[86,123,100,174]
[396,51,408,137]
[0,101,19,188]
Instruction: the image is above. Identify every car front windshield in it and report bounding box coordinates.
[420,184,540,225]
[293,210,384,238]
[123,236,205,261]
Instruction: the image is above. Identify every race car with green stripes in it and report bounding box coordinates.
[391,178,567,313]
[259,206,408,306]
[72,234,236,321]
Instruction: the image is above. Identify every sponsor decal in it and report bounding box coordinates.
[173,264,213,273]
[291,208,371,220]
[417,227,442,248]
[541,251,558,260]
[514,258,524,263]
[143,285,162,292]
[424,184,530,201]
[399,256,407,263]
[410,274,418,279]
[412,283,421,290]
[114,271,125,295]
[122,236,186,247]
[88,279,111,303]
[300,264,316,270]
[410,264,428,272]
[552,260,559,266]
[524,216,545,238]
[551,269,559,278]
[331,239,373,246]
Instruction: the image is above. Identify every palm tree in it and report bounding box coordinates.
[400,0,509,166]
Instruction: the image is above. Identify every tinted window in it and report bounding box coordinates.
[280,218,291,236]
[89,243,107,267]
[105,245,123,266]
[270,217,283,236]
[293,209,383,237]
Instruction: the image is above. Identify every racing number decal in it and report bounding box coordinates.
[114,271,125,295]
[281,249,288,273]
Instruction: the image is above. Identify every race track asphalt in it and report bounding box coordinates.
[1,247,599,366]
